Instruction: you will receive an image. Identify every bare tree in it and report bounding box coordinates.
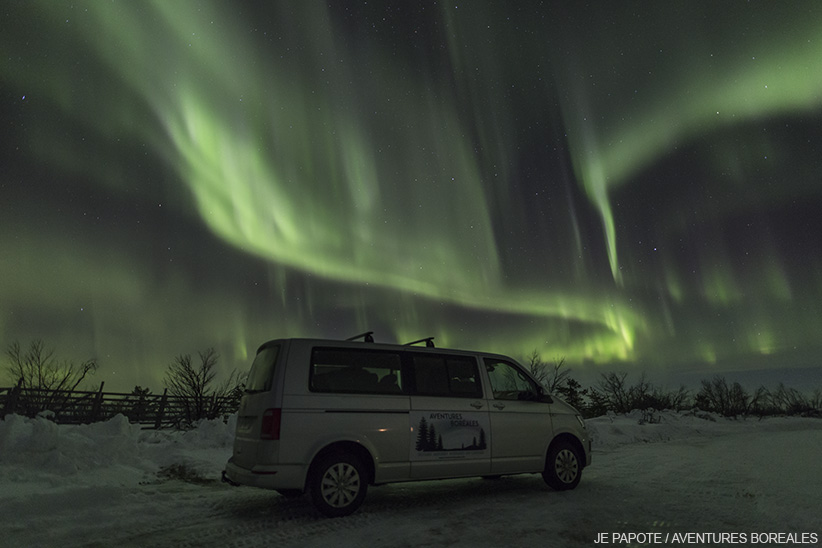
[597,371,631,413]
[163,348,244,426]
[5,340,97,417]
[627,373,654,409]
[526,350,547,385]
[546,356,571,393]
[527,350,569,393]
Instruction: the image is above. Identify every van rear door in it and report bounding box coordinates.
[232,341,284,470]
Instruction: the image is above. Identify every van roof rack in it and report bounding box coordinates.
[346,331,375,343]
[403,337,435,348]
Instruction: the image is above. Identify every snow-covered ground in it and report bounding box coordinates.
[1,410,820,548]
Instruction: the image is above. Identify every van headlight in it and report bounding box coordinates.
[575,414,586,429]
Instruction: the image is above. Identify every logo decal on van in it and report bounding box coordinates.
[411,412,490,460]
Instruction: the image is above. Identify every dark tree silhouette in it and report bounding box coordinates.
[415,417,429,451]
[428,424,437,451]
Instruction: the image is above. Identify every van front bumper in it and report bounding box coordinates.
[223,459,306,490]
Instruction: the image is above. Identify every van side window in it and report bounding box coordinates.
[310,348,403,394]
[410,354,483,398]
[484,359,540,401]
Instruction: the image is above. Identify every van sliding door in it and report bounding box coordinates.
[407,353,491,479]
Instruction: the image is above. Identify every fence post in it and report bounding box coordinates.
[90,381,105,422]
[1,377,24,418]
[155,388,168,429]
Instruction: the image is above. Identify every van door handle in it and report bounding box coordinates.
[470,401,484,409]
[493,403,505,410]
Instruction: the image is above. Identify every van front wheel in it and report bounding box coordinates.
[542,441,582,490]
[310,452,368,517]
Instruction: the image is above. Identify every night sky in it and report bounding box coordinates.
[2,1,822,391]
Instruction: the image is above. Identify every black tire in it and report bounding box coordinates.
[542,441,582,490]
[276,489,303,499]
[309,452,368,517]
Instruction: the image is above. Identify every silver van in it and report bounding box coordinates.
[222,333,591,517]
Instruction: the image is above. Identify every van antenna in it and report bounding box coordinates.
[403,337,435,348]
[346,331,374,343]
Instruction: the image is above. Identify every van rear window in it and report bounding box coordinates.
[246,344,280,393]
[311,348,403,394]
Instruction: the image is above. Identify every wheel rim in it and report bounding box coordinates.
[320,462,361,508]
[554,448,579,483]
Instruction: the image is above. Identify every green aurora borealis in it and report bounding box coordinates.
[2,1,822,390]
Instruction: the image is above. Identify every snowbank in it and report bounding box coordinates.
[0,413,236,495]
[587,408,727,449]
[586,408,814,450]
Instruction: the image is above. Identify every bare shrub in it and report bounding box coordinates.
[583,386,609,418]
[593,371,691,415]
[657,384,691,411]
[163,348,244,427]
[811,389,822,414]
[764,383,819,416]
[695,376,766,417]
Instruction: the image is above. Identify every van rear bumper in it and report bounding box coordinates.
[223,459,306,490]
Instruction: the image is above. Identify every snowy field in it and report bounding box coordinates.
[1,411,820,548]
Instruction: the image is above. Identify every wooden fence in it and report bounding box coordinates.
[0,381,239,429]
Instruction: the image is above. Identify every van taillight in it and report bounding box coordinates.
[261,408,281,440]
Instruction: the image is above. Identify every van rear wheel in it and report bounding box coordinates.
[542,441,582,490]
[309,452,368,517]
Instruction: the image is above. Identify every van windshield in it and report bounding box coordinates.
[245,344,279,393]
